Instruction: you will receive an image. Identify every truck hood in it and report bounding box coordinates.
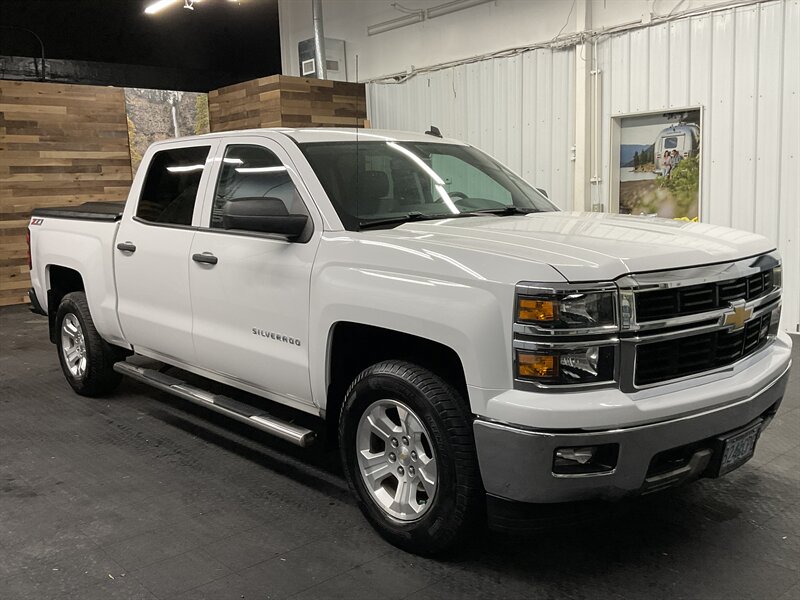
[380,211,775,282]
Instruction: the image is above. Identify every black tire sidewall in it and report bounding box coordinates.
[339,364,476,554]
[55,292,119,395]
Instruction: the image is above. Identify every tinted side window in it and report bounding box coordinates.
[211,145,308,229]
[137,146,210,225]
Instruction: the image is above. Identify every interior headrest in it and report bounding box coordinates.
[360,170,389,199]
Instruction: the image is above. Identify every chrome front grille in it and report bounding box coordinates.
[635,268,776,322]
[617,252,782,391]
[634,313,772,386]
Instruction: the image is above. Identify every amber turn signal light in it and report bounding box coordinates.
[518,298,556,322]
[517,353,556,378]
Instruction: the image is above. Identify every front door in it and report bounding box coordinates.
[188,137,321,408]
[116,143,215,363]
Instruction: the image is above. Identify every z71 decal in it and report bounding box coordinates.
[30,218,44,226]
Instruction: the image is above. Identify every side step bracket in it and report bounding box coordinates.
[114,362,316,447]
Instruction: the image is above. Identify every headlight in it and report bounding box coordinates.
[773,265,782,289]
[516,345,616,385]
[516,288,618,331]
[514,283,619,388]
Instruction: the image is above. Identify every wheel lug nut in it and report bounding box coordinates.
[388,452,396,462]
[391,438,399,448]
[397,466,405,476]
[411,451,417,460]
[408,466,415,477]
[401,436,409,446]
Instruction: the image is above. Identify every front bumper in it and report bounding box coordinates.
[474,363,790,503]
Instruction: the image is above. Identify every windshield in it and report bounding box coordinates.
[298,141,557,229]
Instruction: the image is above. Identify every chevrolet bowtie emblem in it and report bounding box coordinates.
[722,301,753,331]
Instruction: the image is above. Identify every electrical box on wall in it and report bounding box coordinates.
[298,38,347,81]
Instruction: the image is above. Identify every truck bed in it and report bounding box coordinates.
[32,201,124,222]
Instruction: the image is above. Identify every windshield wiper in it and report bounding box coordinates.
[359,212,438,229]
[358,207,537,229]
[462,206,539,216]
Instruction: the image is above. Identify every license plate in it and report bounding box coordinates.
[718,422,761,476]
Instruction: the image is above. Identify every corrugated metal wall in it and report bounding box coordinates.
[368,48,576,209]
[596,0,799,331]
[367,0,799,332]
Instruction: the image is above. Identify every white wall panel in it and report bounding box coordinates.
[754,1,784,244]
[596,0,800,331]
[729,6,759,233]
[368,47,576,210]
[668,19,691,107]
[777,0,800,333]
[367,1,798,331]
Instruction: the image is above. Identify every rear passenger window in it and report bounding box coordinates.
[211,145,308,229]
[136,146,210,226]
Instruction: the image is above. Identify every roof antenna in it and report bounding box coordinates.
[425,125,443,138]
[355,54,359,218]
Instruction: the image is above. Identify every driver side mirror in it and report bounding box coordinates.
[221,197,308,241]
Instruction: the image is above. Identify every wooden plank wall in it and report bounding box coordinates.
[0,80,132,306]
[209,75,366,132]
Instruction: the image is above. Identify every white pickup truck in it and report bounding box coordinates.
[28,128,792,554]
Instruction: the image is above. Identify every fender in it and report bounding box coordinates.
[31,221,127,347]
[308,234,566,415]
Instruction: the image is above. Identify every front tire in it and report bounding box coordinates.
[339,360,483,555]
[55,292,122,397]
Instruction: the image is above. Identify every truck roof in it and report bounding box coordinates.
[280,128,467,145]
[151,127,468,147]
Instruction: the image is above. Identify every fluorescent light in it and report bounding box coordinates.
[235,166,287,173]
[367,12,424,36]
[166,164,205,172]
[426,0,493,19]
[145,0,179,15]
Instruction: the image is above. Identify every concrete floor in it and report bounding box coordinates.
[0,303,798,600]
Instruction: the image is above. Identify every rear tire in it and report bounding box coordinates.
[55,292,122,397]
[339,360,483,555]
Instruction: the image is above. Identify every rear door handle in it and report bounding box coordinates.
[192,252,218,265]
[116,242,136,253]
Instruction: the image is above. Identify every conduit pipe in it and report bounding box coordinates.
[312,0,327,79]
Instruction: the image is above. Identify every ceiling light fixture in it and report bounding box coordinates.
[145,0,209,15]
[144,0,179,14]
[366,0,493,35]
[425,0,493,20]
[367,12,424,36]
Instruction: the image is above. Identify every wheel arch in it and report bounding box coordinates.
[46,265,86,343]
[324,321,469,439]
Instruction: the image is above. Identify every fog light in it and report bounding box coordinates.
[555,447,596,465]
[553,444,619,475]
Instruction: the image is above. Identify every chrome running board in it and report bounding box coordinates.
[114,361,316,447]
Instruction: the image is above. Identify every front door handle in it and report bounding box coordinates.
[117,242,136,253]
[192,253,218,265]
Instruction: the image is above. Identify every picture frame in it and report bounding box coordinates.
[608,105,704,221]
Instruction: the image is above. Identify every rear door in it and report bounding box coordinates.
[116,141,217,363]
[188,136,321,408]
